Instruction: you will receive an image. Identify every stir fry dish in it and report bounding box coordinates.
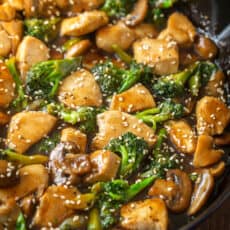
[0,0,229,229]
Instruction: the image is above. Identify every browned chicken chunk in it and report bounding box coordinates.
[0,3,16,21]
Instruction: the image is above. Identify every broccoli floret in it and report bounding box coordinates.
[136,99,184,130]
[153,67,194,98]
[24,18,60,42]
[5,58,28,112]
[105,132,149,178]
[26,58,82,100]
[101,0,136,19]
[47,103,104,133]
[92,60,153,97]
[97,177,155,228]
[141,128,178,178]
[16,212,26,230]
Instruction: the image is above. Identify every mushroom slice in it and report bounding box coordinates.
[60,10,109,36]
[149,169,192,213]
[133,37,179,75]
[61,127,87,153]
[110,83,156,113]
[84,150,120,184]
[159,12,196,47]
[188,170,214,215]
[193,135,224,168]
[120,198,168,230]
[214,132,230,146]
[92,111,156,149]
[0,3,16,21]
[32,185,79,227]
[0,30,12,57]
[209,161,225,178]
[196,96,230,136]
[96,21,136,53]
[166,120,197,155]
[125,0,148,26]
[7,111,57,154]
[134,23,158,39]
[58,69,103,108]
[0,62,15,108]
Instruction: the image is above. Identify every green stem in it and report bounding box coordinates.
[87,208,102,230]
[112,44,132,64]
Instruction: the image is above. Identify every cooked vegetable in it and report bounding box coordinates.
[16,212,26,230]
[47,103,104,133]
[136,100,184,130]
[87,208,102,230]
[26,58,82,100]
[24,18,60,42]
[105,132,149,178]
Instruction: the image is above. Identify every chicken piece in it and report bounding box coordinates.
[133,37,179,75]
[7,111,57,154]
[125,0,148,27]
[166,120,197,155]
[203,70,225,97]
[120,198,168,230]
[65,39,92,58]
[96,21,136,52]
[159,12,196,47]
[84,150,120,184]
[0,30,11,57]
[92,111,156,149]
[58,69,103,108]
[60,10,108,36]
[196,96,230,136]
[0,112,10,125]
[33,185,78,227]
[16,36,49,79]
[134,23,158,39]
[193,134,223,168]
[1,20,23,54]
[110,83,156,113]
[0,3,16,21]
[0,62,15,108]
[7,0,24,10]
[61,127,87,153]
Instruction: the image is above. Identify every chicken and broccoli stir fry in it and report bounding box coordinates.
[0,0,229,229]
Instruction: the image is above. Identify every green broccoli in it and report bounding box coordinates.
[101,0,136,19]
[153,67,194,98]
[136,100,184,130]
[47,103,104,133]
[141,128,178,178]
[26,58,82,100]
[105,132,149,178]
[24,18,60,42]
[16,212,26,230]
[5,57,28,112]
[92,60,153,97]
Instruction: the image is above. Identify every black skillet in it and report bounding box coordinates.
[169,0,230,229]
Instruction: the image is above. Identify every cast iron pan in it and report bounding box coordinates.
[171,0,230,229]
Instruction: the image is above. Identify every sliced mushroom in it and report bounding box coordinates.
[110,83,156,113]
[0,3,16,21]
[214,132,230,146]
[0,30,12,57]
[149,169,192,213]
[0,62,15,108]
[196,96,230,136]
[60,10,109,36]
[134,23,158,39]
[16,36,49,80]
[120,198,168,230]
[96,21,136,53]
[65,39,92,58]
[159,12,196,47]
[61,127,87,153]
[0,160,18,188]
[188,170,214,215]
[166,120,197,155]
[32,185,79,227]
[193,135,223,168]
[133,37,179,75]
[58,69,103,108]
[203,70,225,97]
[194,35,218,60]
[92,111,156,149]
[7,111,57,154]
[209,161,225,178]
[125,0,148,27]
[84,150,120,184]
